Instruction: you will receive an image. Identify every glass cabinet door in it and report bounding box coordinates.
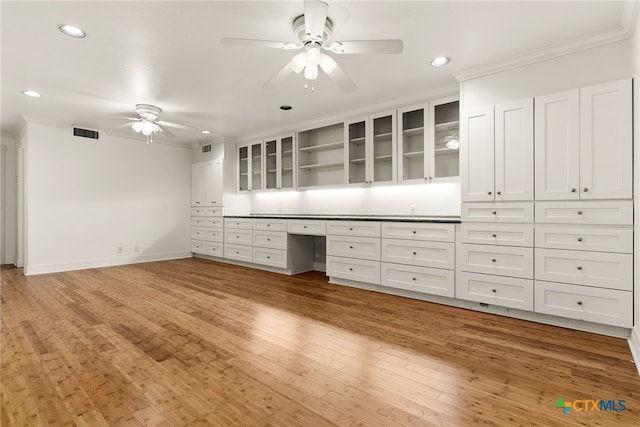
[347,119,367,184]
[280,135,294,189]
[432,99,460,179]
[399,106,427,182]
[371,111,396,183]
[251,142,262,190]
[265,138,277,189]
[238,146,249,191]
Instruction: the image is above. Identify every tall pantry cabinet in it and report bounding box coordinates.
[459,78,633,329]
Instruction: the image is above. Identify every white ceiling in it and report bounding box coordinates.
[0,1,632,144]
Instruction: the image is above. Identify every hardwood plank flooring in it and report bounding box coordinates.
[1,258,639,426]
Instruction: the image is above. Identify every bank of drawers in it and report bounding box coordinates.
[191,207,223,256]
[457,205,534,310]
[224,218,253,263]
[532,201,632,327]
[381,222,456,297]
[326,221,381,284]
[253,219,288,269]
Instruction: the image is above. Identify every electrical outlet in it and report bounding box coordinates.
[117,246,123,254]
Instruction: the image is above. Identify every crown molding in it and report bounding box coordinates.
[455,24,633,82]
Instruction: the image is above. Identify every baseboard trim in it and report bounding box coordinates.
[628,327,640,376]
[24,251,192,275]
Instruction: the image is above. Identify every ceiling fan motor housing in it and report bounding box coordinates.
[293,15,333,45]
[135,104,162,121]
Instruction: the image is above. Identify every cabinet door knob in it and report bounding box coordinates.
[577,210,583,215]
[491,259,496,263]
[492,233,497,238]
[412,230,416,234]
[492,289,497,293]
[487,191,492,195]
[492,211,497,215]
[412,251,417,255]
[577,301,583,306]
[267,256,271,259]
[303,225,307,228]
[577,237,583,242]
[577,266,583,271]
[571,188,577,193]
[496,191,501,195]
[349,227,353,231]
[583,187,589,192]
[195,201,200,204]
[349,267,353,271]
[349,246,353,249]
[267,224,271,227]
[412,277,416,281]
[267,238,271,241]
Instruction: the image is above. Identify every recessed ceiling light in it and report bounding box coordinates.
[431,56,450,67]
[22,90,41,98]
[201,130,211,135]
[58,24,86,38]
[280,105,292,111]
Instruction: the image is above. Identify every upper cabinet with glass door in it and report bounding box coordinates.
[345,110,396,185]
[265,133,296,190]
[431,97,460,180]
[398,103,428,183]
[237,141,264,192]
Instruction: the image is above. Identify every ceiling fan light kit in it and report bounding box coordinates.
[221,0,403,93]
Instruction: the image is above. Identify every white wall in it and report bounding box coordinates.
[1,135,18,264]
[24,122,192,275]
[249,182,460,216]
[631,3,640,359]
[461,40,630,108]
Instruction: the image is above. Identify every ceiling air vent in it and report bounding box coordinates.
[72,127,99,140]
[201,144,212,154]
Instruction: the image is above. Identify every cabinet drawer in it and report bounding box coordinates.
[225,218,253,230]
[224,243,253,263]
[205,207,223,217]
[191,207,208,217]
[534,280,632,328]
[462,202,534,223]
[225,230,253,245]
[326,236,381,261]
[288,220,327,236]
[381,222,454,242]
[252,247,288,269]
[535,201,632,225]
[535,225,632,253]
[381,263,454,298]
[191,239,206,254]
[327,256,380,285]
[460,223,533,247]
[456,272,533,311]
[253,231,288,250]
[458,244,533,279]
[327,221,381,238]
[206,242,223,257]
[205,217,224,228]
[253,218,288,232]
[191,227,207,240]
[382,240,454,269]
[206,228,224,243]
[191,217,208,227]
[534,248,632,291]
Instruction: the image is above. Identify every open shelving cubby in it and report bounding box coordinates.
[297,122,345,188]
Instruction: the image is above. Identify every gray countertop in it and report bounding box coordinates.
[224,214,460,223]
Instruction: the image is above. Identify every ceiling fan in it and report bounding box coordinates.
[115,104,193,144]
[221,0,403,93]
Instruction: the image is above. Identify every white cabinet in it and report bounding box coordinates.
[457,272,533,311]
[297,122,345,188]
[224,218,253,262]
[398,98,460,184]
[326,221,381,284]
[238,142,263,192]
[461,98,533,202]
[381,263,454,298]
[191,160,223,206]
[535,79,632,200]
[265,134,295,190]
[346,110,397,185]
[191,205,224,256]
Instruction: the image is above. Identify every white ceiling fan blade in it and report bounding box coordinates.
[221,38,300,50]
[319,53,356,93]
[156,120,195,130]
[304,0,328,40]
[111,115,141,121]
[263,63,295,90]
[157,124,176,138]
[328,39,404,54]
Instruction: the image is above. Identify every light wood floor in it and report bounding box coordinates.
[1,259,639,426]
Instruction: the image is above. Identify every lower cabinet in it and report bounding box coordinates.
[326,222,381,285]
[253,247,288,268]
[534,280,632,328]
[456,271,533,311]
[252,220,288,268]
[224,243,253,263]
[192,207,224,256]
[327,256,381,284]
[381,263,454,297]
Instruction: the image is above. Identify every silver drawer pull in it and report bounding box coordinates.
[349,227,353,231]
[571,188,577,193]
[412,277,416,281]
[496,191,501,195]
[267,238,271,241]
[577,237,583,242]
[195,201,200,204]
[349,267,353,271]
[577,210,583,215]
[577,301,583,306]
[491,259,496,263]
[412,251,417,255]
[577,266,583,271]
[487,191,492,195]
[492,211,497,215]
[412,230,416,234]
[349,246,353,249]
[583,187,589,192]
[492,289,497,293]
[267,256,271,259]
[267,224,271,227]
[492,233,497,238]
[303,225,307,228]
